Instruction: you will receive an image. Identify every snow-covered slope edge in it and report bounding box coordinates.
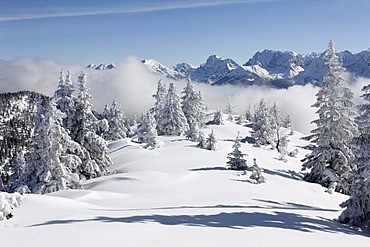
[1,115,368,246]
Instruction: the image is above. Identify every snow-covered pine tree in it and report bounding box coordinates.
[54,70,76,132]
[136,113,147,143]
[205,130,217,151]
[73,70,112,179]
[245,105,253,122]
[301,40,358,194]
[227,132,247,170]
[23,98,82,194]
[157,83,189,136]
[7,152,26,192]
[197,131,207,149]
[143,111,159,149]
[225,96,233,121]
[249,158,266,184]
[152,80,167,125]
[252,99,273,147]
[181,82,205,141]
[103,98,128,140]
[212,110,224,125]
[339,162,370,229]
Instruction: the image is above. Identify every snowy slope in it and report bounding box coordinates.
[1,115,369,246]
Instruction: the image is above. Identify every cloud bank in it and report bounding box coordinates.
[1,56,368,135]
[0,0,276,22]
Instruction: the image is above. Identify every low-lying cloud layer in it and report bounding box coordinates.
[0,56,368,135]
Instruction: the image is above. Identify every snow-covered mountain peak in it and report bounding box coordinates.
[141,59,184,80]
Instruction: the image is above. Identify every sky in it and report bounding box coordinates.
[0,0,369,66]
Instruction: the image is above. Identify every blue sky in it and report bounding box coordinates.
[0,0,369,66]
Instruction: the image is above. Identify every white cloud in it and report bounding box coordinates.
[0,0,276,22]
[1,55,367,135]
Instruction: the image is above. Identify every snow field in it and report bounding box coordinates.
[1,119,369,246]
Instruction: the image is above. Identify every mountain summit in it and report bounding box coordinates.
[142,49,370,88]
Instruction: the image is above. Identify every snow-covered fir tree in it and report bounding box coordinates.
[152,80,167,125]
[205,130,217,151]
[143,111,159,149]
[301,40,358,194]
[157,83,189,136]
[22,98,82,194]
[339,163,370,229]
[245,105,253,122]
[212,110,224,125]
[102,98,128,140]
[136,113,147,143]
[225,96,233,121]
[54,70,76,132]
[7,152,26,192]
[227,132,247,170]
[249,158,266,184]
[196,131,207,149]
[252,99,274,147]
[181,81,205,141]
[284,114,295,135]
[73,70,112,179]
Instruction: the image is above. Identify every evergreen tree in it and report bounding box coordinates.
[339,163,370,229]
[196,131,207,149]
[301,40,358,194]
[152,80,167,125]
[143,111,159,149]
[158,83,189,136]
[73,70,112,179]
[227,132,247,170]
[249,158,266,184]
[212,110,224,125]
[54,70,76,132]
[136,113,147,143]
[205,130,217,151]
[252,99,274,147]
[103,98,128,140]
[181,82,206,141]
[225,96,233,121]
[23,98,82,194]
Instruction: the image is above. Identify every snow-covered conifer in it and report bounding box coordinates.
[181,82,206,141]
[302,40,358,194]
[249,158,266,184]
[225,97,233,121]
[205,130,217,151]
[54,70,76,132]
[152,80,167,124]
[103,98,128,140]
[158,83,189,136]
[197,131,207,149]
[212,110,224,125]
[339,163,370,229]
[227,132,247,170]
[252,99,273,147]
[73,71,112,179]
[143,111,159,149]
[24,98,83,194]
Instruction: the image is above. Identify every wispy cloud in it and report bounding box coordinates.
[0,0,275,22]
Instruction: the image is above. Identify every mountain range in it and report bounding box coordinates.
[141,49,370,88]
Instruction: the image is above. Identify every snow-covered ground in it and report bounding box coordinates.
[1,118,369,246]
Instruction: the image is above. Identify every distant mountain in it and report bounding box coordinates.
[86,63,116,70]
[142,49,370,88]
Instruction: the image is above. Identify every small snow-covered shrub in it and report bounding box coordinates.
[0,192,23,221]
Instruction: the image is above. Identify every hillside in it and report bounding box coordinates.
[1,114,368,246]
